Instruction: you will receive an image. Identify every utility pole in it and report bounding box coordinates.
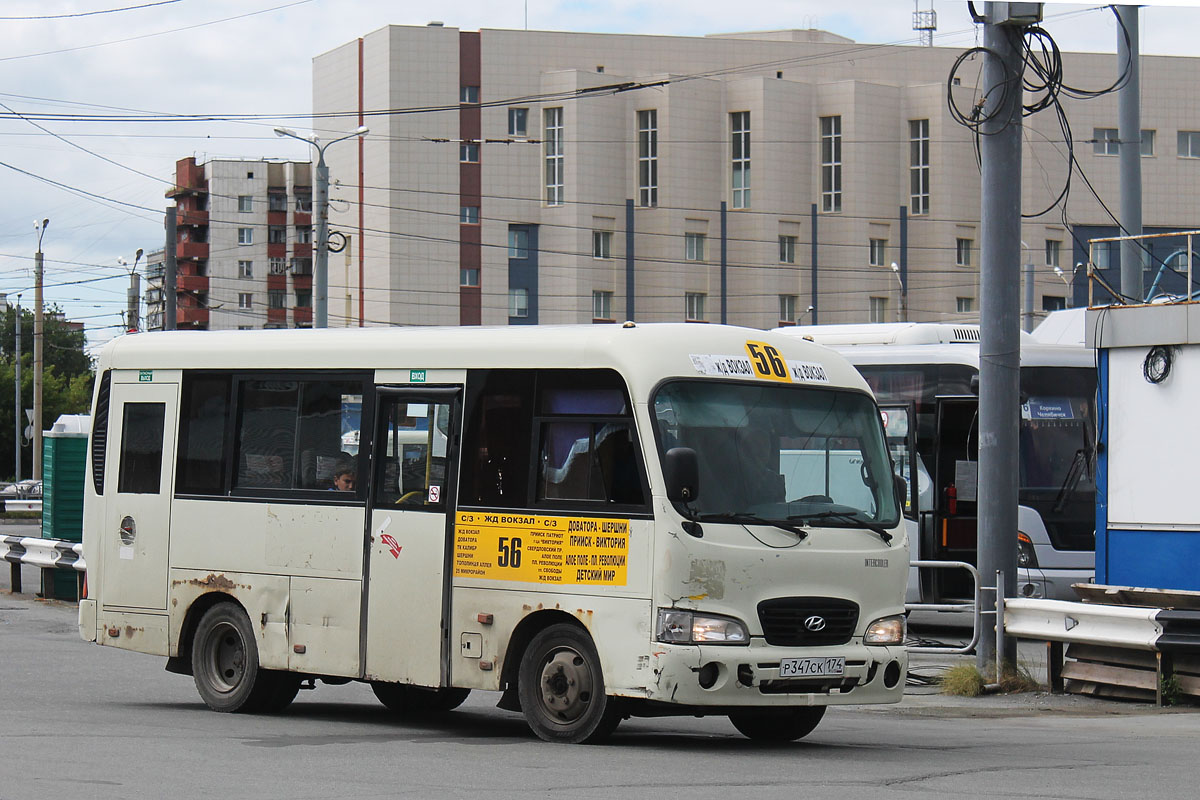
[13,294,20,484]
[274,126,369,328]
[1117,5,1143,302]
[120,249,144,333]
[977,3,1036,674]
[32,218,48,482]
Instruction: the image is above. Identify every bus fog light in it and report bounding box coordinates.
[864,615,905,645]
[697,662,719,689]
[656,609,748,645]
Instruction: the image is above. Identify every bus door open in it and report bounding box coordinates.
[929,396,979,602]
[364,387,462,688]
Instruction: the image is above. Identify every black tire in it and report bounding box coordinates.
[728,706,827,741]
[371,682,471,714]
[517,623,622,744]
[191,603,264,713]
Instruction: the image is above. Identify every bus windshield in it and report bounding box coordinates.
[653,381,900,528]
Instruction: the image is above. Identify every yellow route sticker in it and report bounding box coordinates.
[453,511,629,585]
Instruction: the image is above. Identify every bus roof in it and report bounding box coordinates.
[773,322,1094,369]
[96,323,872,397]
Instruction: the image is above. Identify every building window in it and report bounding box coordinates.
[731,110,750,209]
[460,206,480,224]
[869,296,888,323]
[460,268,480,287]
[460,142,479,163]
[268,289,286,309]
[1092,241,1115,269]
[237,227,253,245]
[295,225,312,243]
[544,107,564,206]
[593,230,612,259]
[593,290,613,321]
[956,237,973,267]
[869,238,887,267]
[1179,131,1200,158]
[956,297,974,313]
[238,195,253,213]
[290,258,312,275]
[779,294,797,324]
[294,193,312,213]
[910,119,930,215]
[1045,239,1061,267]
[820,115,842,213]
[295,288,312,308]
[1141,129,1156,157]
[509,288,529,318]
[508,228,529,259]
[685,292,707,322]
[685,232,706,262]
[1094,127,1119,156]
[1043,295,1066,312]
[238,260,253,278]
[268,193,287,212]
[268,226,287,244]
[637,109,658,208]
[460,85,479,104]
[508,108,528,137]
[269,256,287,275]
[238,293,253,310]
[779,235,796,264]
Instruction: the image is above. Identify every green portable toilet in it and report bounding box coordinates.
[41,414,90,600]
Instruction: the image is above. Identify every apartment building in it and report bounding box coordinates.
[155,157,315,330]
[311,24,1200,328]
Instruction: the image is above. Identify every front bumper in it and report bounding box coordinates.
[645,639,907,708]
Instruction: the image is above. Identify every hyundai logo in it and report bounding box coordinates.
[803,615,827,632]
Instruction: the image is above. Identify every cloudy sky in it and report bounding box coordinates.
[2,0,1199,351]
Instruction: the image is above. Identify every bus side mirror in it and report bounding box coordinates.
[893,473,908,513]
[664,447,700,503]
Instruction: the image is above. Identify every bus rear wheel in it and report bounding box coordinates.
[371,682,470,713]
[191,603,264,713]
[517,623,621,744]
[728,706,826,741]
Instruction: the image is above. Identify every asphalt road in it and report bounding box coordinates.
[2,525,1195,800]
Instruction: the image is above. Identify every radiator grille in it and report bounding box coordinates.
[757,597,859,646]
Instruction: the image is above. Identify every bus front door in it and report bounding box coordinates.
[929,396,979,603]
[364,389,461,688]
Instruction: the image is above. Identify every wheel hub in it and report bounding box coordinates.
[538,648,592,722]
[211,622,245,692]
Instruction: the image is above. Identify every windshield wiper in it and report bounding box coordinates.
[695,512,808,541]
[787,509,893,546]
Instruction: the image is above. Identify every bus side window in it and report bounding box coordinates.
[460,370,534,507]
[177,374,230,495]
[117,403,166,494]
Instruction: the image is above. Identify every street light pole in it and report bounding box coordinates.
[274,126,369,328]
[33,218,48,482]
[1054,265,1078,308]
[120,249,145,332]
[13,294,21,484]
[890,262,907,322]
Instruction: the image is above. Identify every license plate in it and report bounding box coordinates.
[779,657,845,678]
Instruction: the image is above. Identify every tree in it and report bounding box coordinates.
[0,305,94,482]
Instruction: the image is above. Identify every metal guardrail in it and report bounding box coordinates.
[0,499,42,512]
[905,559,982,654]
[1,535,84,596]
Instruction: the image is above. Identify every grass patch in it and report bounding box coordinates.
[941,664,985,696]
[0,511,41,521]
[997,660,1043,694]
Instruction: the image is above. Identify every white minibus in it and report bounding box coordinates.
[80,323,907,743]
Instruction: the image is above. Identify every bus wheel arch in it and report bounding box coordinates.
[190,598,274,713]
[515,618,622,743]
[498,609,583,710]
[170,591,240,676]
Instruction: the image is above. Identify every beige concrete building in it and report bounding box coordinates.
[312,24,1200,329]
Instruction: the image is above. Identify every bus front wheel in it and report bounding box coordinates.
[191,603,265,713]
[728,706,826,741]
[517,623,621,744]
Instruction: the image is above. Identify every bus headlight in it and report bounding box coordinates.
[1017,532,1039,568]
[656,609,749,645]
[864,614,906,645]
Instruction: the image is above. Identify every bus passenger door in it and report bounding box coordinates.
[364,388,461,687]
[930,396,979,602]
[101,380,179,611]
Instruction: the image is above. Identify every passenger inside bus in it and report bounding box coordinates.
[331,462,356,492]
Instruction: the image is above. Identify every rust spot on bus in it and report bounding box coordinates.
[174,573,239,591]
[124,625,142,639]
